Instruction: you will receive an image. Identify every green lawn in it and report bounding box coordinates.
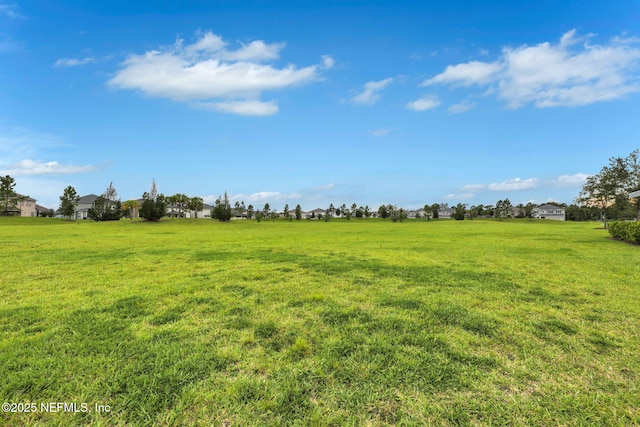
[1,217,638,426]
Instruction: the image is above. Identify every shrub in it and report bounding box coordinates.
[608,221,640,243]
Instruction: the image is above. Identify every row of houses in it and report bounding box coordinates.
[3,193,566,221]
[69,195,566,221]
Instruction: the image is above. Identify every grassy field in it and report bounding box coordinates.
[1,217,639,426]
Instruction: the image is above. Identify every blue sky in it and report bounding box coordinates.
[1,1,640,210]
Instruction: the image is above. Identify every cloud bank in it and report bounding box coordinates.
[0,159,96,176]
[445,173,588,200]
[425,30,640,108]
[108,31,332,116]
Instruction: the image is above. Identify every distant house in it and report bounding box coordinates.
[164,202,213,219]
[73,194,100,219]
[307,208,326,219]
[233,209,248,220]
[200,204,212,218]
[406,209,427,219]
[510,206,527,218]
[17,196,38,217]
[166,203,186,218]
[1,194,38,217]
[437,207,455,219]
[36,204,54,217]
[532,204,565,221]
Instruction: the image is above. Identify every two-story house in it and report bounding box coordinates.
[532,204,565,221]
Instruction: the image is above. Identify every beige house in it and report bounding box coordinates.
[2,194,38,217]
[17,196,38,217]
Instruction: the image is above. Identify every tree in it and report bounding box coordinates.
[122,200,139,220]
[377,205,389,219]
[344,204,352,221]
[390,206,406,222]
[453,203,466,220]
[295,204,302,220]
[495,199,512,220]
[423,204,432,221]
[610,149,640,219]
[578,166,619,228]
[324,204,331,222]
[140,180,166,222]
[88,182,122,221]
[263,203,271,220]
[187,196,204,218]
[283,204,290,221]
[0,175,22,216]
[213,191,232,221]
[247,204,254,220]
[430,203,440,219]
[168,193,188,218]
[59,185,80,220]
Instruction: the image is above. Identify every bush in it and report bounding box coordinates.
[608,221,640,243]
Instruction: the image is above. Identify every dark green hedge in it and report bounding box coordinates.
[608,221,640,243]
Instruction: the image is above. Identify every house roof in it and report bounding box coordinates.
[78,194,100,203]
[534,204,563,210]
[16,193,36,201]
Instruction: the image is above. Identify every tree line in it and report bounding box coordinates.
[7,158,638,225]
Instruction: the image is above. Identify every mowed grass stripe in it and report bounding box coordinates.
[0,217,638,426]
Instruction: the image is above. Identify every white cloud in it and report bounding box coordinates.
[311,183,335,191]
[54,57,95,67]
[0,126,68,161]
[221,40,284,62]
[227,191,302,204]
[444,192,475,200]
[425,30,640,108]
[194,100,278,116]
[370,128,393,137]
[108,31,324,115]
[548,173,589,187]
[322,55,335,69]
[0,159,96,176]
[488,177,539,191]
[423,61,502,86]
[461,184,486,192]
[447,100,477,113]
[350,78,393,106]
[0,4,21,19]
[407,95,441,111]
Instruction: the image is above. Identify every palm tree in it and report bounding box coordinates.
[187,196,204,218]
[122,200,139,219]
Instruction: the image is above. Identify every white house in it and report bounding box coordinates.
[437,207,455,218]
[532,204,565,221]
